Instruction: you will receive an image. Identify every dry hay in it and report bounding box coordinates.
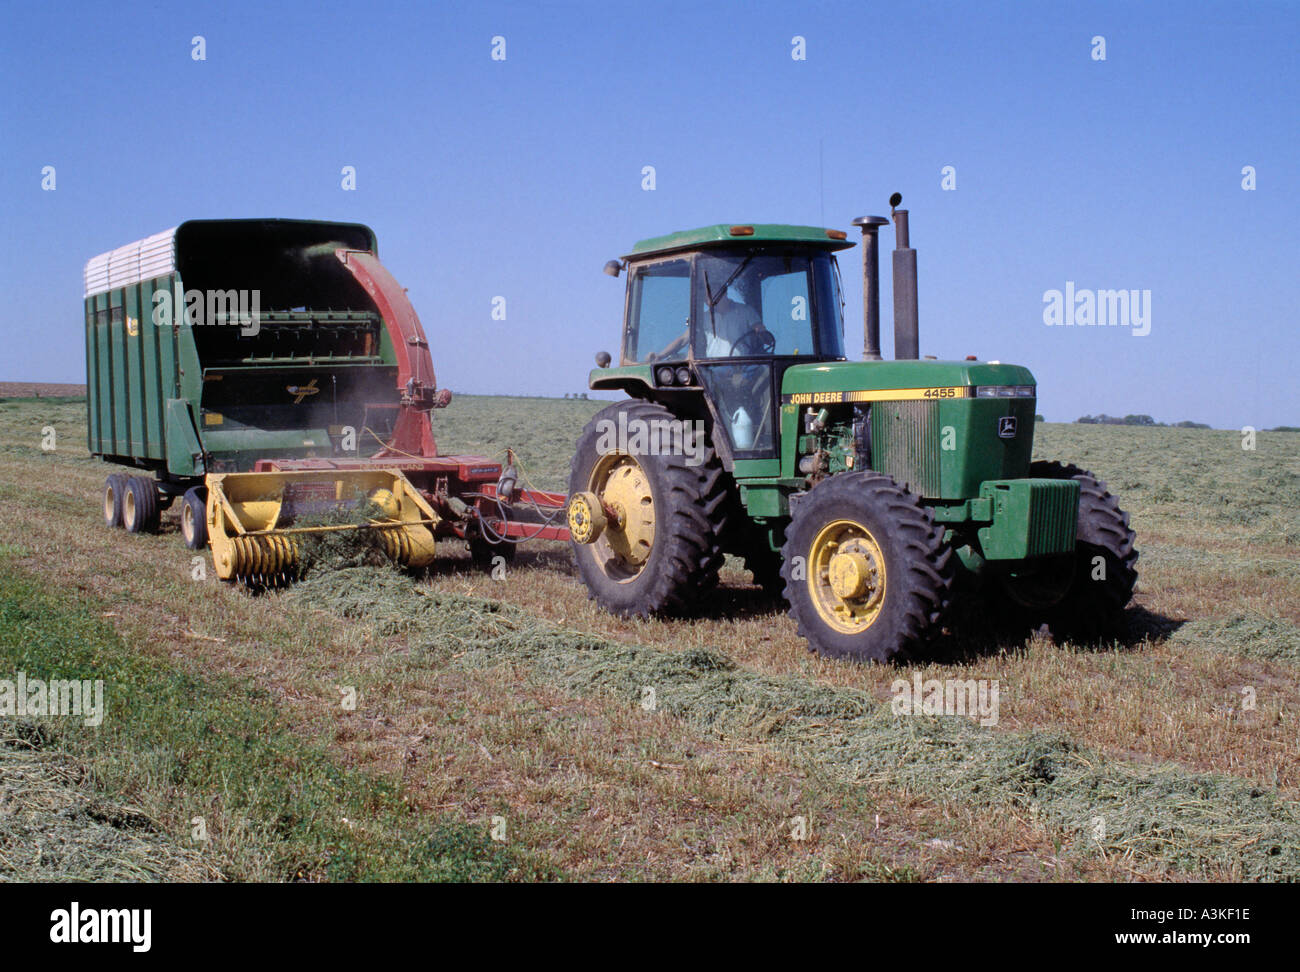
[1170,613,1300,665]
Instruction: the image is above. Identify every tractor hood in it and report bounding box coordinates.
[779,358,1039,500]
[781,359,1035,401]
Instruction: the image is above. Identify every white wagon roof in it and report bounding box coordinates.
[83,227,178,298]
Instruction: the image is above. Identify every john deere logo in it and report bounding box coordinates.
[126,316,139,336]
[287,379,319,404]
[997,416,1018,439]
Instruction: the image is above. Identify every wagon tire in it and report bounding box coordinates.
[122,477,160,534]
[103,474,127,529]
[181,487,208,550]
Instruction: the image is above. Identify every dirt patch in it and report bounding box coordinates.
[0,382,86,399]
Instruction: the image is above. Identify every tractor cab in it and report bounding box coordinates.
[599,225,854,460]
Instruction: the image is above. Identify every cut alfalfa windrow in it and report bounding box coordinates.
[293,567,1300,881]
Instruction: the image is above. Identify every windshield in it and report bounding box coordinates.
[695,249,844,359]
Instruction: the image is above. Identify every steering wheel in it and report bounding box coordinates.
[731,327,776,356]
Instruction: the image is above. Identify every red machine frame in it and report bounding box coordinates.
[253,247,570,547]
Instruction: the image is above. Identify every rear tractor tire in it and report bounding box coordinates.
[180,486,208,550]
[103,474,127,528]
[122,476,161,534]
[998,461,1138,640]
[781,472,954,663]
[568,399,728,617]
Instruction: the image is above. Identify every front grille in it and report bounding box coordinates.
[870,400,941,496]
[1025,480,1079,557]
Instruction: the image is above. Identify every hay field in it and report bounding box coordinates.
[0,393,1297,881]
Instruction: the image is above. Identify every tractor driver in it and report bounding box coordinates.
[644,267,775,362]
[703,291,764,357]
[646,292,764,361]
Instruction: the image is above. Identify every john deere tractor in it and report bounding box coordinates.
[566,194,1137,662]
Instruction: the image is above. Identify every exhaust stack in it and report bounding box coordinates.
[890,192,919,360]
[850,215,889,361]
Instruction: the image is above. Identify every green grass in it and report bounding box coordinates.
[0,562,558,882]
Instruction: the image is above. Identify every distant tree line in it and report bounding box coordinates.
[1073,415,1297,431]
[1075,414,1209,428]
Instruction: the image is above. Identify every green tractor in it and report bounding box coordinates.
[566,194,1137,662]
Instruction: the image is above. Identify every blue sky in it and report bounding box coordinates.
[2,0,1296,427]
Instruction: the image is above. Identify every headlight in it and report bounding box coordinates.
[656,366,675,385]
[976,385,1035,398]
[674,366,692,386]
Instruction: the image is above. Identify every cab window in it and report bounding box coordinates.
[625,259,690,363]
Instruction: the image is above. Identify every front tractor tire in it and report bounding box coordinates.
[568,400,728,617]
[782,472,954,663]
[998,461,1138,639]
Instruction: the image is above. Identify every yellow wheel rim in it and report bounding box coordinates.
[123,489,136,529]
[807,519,887,633]
[182,501,197,544]
[104,482,117,522]
[586,452,655,581]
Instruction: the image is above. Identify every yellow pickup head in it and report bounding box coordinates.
[204,468,440,584]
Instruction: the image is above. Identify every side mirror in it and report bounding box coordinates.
[595,351,612,368]
[602,260,622,277]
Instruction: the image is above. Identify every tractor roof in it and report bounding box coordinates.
[625,224,855,260]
